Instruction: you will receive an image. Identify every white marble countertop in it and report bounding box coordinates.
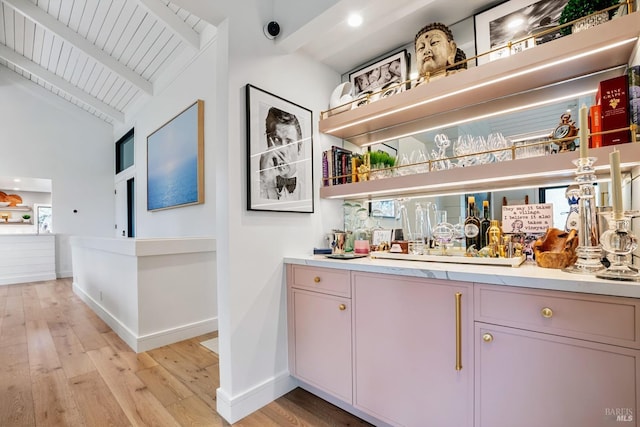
[284,255,640,299]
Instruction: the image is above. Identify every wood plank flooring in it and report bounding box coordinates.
[0,279,372,426]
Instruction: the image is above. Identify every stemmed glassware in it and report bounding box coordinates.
[432,134,452,171]
[452,216,466,251]
[474,136,494,165]
[431,210,454,256]
[488,132,513,162]
[454,134,475,167]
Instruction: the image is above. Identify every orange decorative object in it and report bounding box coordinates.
[5,194,23,207]
[533,228,579,269]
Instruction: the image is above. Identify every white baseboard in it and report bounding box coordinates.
[136,318,218,352]
[73,281,139,350]
[216,370,297,424]
[57,269,73,278]
[0,272,57,286]
[72,281,217,353]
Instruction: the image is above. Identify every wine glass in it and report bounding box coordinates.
[431,210,454,256]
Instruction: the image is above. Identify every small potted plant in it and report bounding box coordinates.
[368,150,396,179]
[22,214,31,223]
[559,0,621,36]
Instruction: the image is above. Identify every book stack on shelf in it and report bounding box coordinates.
[322,146,361,186]
[593,65,640,147]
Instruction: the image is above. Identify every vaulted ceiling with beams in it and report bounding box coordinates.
[0,0,214,124]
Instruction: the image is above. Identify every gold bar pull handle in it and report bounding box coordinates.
[455,292,462,371]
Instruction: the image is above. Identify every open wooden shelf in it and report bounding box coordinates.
[319,12,640,147]
[319,143,640,200]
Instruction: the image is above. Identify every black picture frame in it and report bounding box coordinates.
[349,50,409,107]
[245,84,314,213]
[474,0,568,65]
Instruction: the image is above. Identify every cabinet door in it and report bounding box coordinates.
[476,323,639,427]
[290,288,352,403]
[353,272,473,427]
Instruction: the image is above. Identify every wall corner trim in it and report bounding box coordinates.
[216,371,297,423]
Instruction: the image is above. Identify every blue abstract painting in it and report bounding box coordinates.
[147,100,203,211]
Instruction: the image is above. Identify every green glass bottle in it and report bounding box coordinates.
[480,200,491,249]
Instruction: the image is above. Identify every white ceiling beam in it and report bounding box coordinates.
[134,0,200,50]
[1,0,153,95]
[0,45,125,123]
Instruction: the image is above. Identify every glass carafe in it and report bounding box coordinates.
[410,203,425,255]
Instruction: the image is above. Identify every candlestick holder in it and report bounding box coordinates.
[563,157,605,274]
[595,211,639,281]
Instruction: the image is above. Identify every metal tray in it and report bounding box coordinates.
[370,251,526,267]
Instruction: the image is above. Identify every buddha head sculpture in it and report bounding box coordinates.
[414,22,467,82]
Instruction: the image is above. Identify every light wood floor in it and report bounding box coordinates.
[0,278,372,426]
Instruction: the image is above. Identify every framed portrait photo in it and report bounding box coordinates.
[147,100,204,211]
[246,84,314,213]
[349,50,408,107]
[475,0,568,66]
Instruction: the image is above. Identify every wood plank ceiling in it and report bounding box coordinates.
[0,0,212,124]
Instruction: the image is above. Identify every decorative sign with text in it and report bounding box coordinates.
[501,203,553,234]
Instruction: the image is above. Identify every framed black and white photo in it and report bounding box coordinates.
[475,0,568,65]
[349,50,408,107]
[246,84,313,213]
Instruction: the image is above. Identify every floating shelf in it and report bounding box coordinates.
[319,143,640,200]
[0,206,32,212]
[319,12,640,147]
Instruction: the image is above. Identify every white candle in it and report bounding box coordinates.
[579,104,589,159]
[609,148,623,220]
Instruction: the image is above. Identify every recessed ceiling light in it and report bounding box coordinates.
[13,178,21,182]
[347,13,363,27]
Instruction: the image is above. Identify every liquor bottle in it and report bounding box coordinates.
[480,200,491,249]
[464,196,481,250]
[488,220,502,257]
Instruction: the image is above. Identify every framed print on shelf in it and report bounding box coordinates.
[246,84,314,213]
[349,50,408,107]
[475,0,568,66]
[147,100,204,211]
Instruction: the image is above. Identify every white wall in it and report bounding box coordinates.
[171,0,344,422]
[113,37,218,239]
[0,67,115,276]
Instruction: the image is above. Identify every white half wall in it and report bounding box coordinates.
[71,236,217,352]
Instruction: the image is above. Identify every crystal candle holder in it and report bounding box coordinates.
[563,157,604,274]
[595,211,640,282]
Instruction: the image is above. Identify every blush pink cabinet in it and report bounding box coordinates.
[352,272,473,427]
[475,284,640,427]
[287,265,353,403]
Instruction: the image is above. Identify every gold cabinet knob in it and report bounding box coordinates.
[482,333,494,343]
[313,276,321,283]
[339,304,346,311]
[541,307,553,318]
